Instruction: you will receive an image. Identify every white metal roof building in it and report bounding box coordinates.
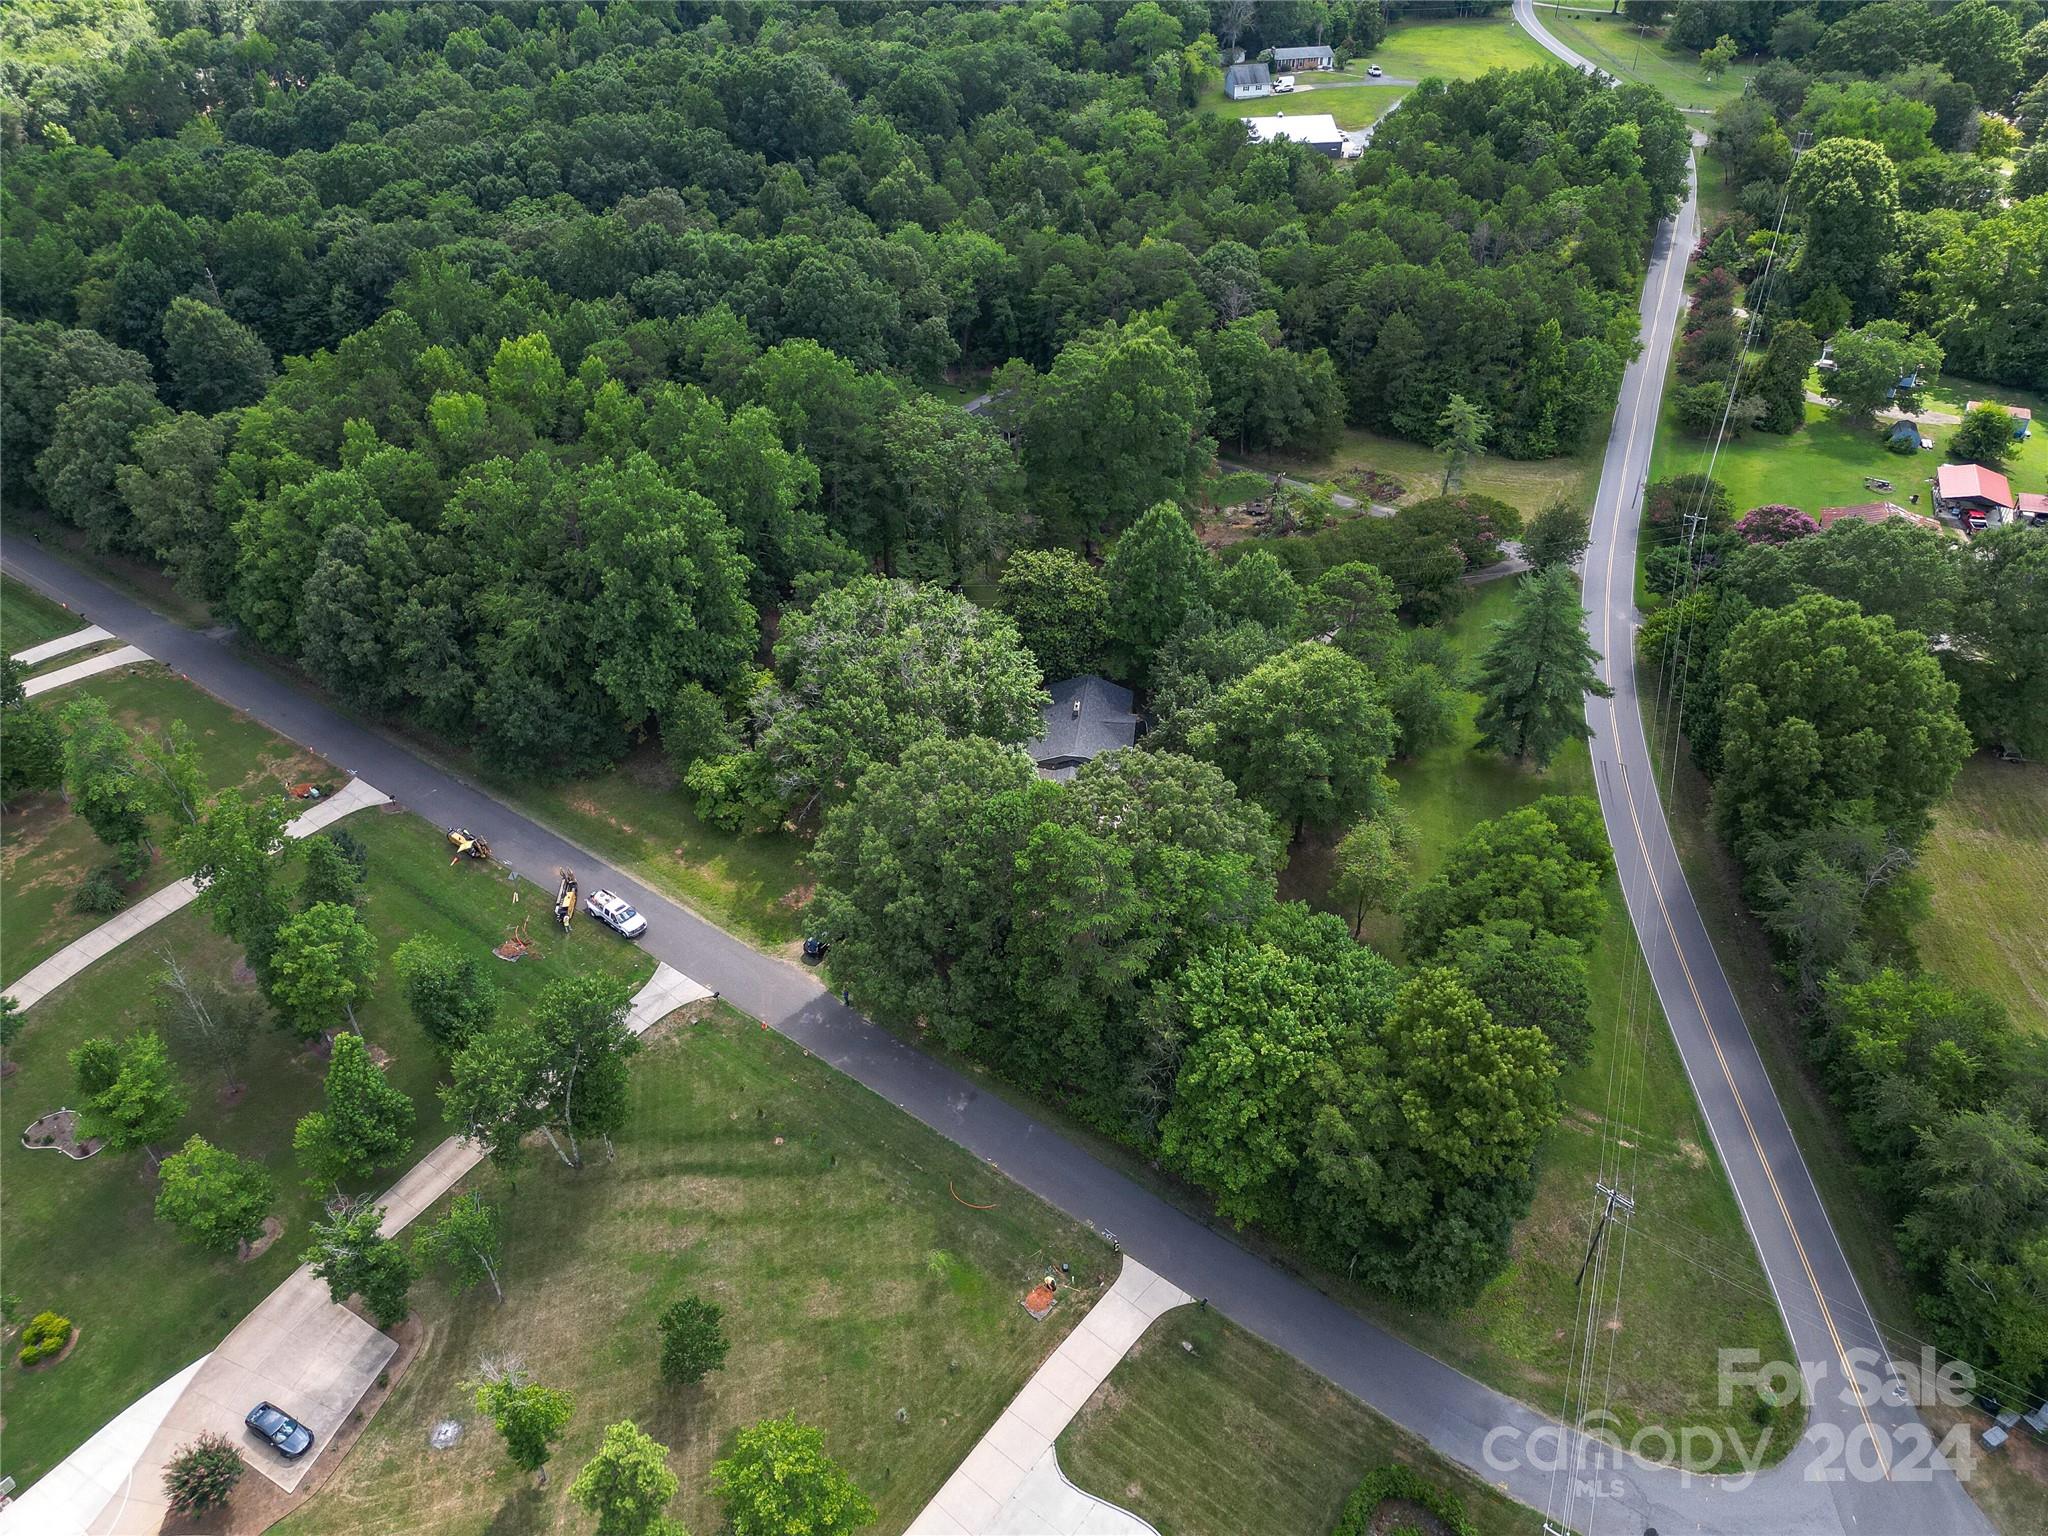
[1241,112,1348,156]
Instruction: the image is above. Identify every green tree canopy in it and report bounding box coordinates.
[1470,565,1614,768]
[155,1134,276,1254]
[711,1416,875,1536]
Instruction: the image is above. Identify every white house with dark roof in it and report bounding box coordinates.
[1025,676,1143,781]
[1224,62,1272,99]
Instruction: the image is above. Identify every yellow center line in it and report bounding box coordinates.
[1589,161,1894,1480]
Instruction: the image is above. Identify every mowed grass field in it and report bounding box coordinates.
[1530,4,1758,111]
[492,746,812,952]
[1211,82,1405,131]
[1366,15,1557,79]
[280,1008,1112,1536]
[1,663,333,986]
[1281,578,1793,1466]
[1650,378,2048,519]
[1,573,83,657]
[0,810,653,1489]
[1059,1308,1546,1536]
[1916,757,2048,1034]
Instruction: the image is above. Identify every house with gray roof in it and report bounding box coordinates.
[1271,44,1336,70]
[1025,676,1143,780]
[1224,62,1273,99]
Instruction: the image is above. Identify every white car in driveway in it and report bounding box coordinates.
[587,889,648,938]
[1273,74,1296,92]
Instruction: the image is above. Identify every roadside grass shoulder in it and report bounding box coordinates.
[486,746,812,952]
[0,809,652,1490]
[1285,579,1793,1465]
[2,573,82,657]
[1,663,333,987]
[1059,1307,1546,1536]
[277,1007,1110,1536]
[1531,4,1757,111]
[1914,758,2048,1034]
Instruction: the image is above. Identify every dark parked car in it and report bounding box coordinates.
[246,1401,315,1458]
[802,934,828,962]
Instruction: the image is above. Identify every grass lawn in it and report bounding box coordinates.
[1245,427,1598,519]
[2,573,83,658]
[1530,4,1757,111]
[1280,580,1794,1466]
[487,745,812,952]
[1209,83,1406,131]
[1915,757,2048,1033]
[278,1006,1112,1536]
[1366,16,1557,80]
[1,663,333,987]
[0,810,653,1491]
[1650,377,2048,519]
[1059,1308,1545,1536]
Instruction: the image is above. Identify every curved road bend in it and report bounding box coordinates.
[1519,1,1995,1532]
[0,546,1864,1535]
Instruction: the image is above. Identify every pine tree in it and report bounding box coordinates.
[1470,566,1613,768]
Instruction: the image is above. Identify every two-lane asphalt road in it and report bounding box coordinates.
[1517,1,1996,1531]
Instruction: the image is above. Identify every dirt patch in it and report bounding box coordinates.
[1676,1138,1708,1168]
[19,1108,103,1159]
[779,881,815,911]
[173,1314,427,1536]
[217,1081,248,1110]
[239,1216,286,1264]
[231,959,258,985]
[637,998,717,1046]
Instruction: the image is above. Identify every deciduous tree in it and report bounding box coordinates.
[305,1202,416,1328]
[155,1135,276,1254]
[294,1033,414,1191]
[476,1369,575,1483]
[995,548,1111,680]
[269,901,378,1036]
[393,936,498,1054]
[657,1295,729,1387]
[571,1421,682,1536]
[414,1191,506,1303]
[71,1030,187,1161]
[711,1416,875,1536]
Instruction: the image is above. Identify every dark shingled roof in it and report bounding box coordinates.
[1026,676,1142,776]
[1224,62,1271,92]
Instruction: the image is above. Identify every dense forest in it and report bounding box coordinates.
[2,1,1684,774]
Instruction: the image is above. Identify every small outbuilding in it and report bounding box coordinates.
[1224,62,1273,100]
[2017,492,2048,526]
[1270,45,1336,71]
[1887,419,1932,452]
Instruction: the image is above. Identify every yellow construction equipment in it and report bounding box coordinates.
[447,827,492,863]
[554,869,578,929]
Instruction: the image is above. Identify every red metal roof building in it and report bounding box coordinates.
[1934,463,2017,528]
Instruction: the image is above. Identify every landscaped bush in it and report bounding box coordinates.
[17,1310,73,1366]
[163,1431,244,1514]
[71,861,129,916]
[1330,1464,1477,1536]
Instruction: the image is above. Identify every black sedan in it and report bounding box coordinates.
[245,1401,315,1458]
